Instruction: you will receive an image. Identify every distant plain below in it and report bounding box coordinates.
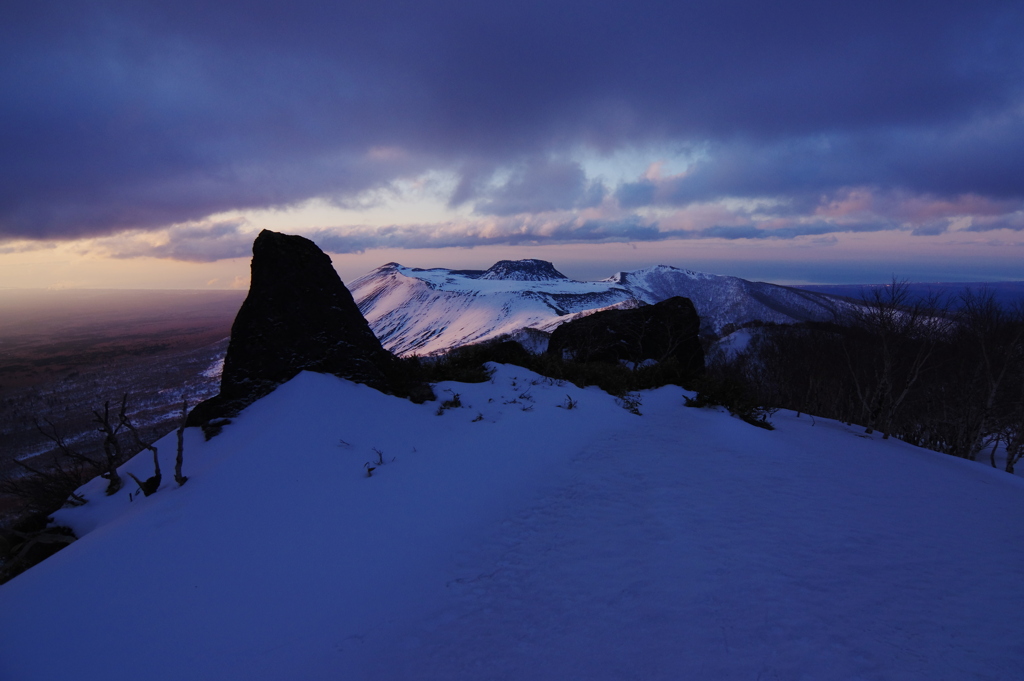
[0,290,244,521]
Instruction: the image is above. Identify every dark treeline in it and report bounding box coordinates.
[708,282,1024,472]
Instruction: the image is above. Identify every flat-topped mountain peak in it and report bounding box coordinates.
[479,259,569,281]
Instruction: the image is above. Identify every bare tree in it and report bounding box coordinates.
[92,397,128,495]
[174,398,189,486]
[0,420,90,512]
[953,292,1024,460]
[120,403,161,497]
[841,279,950,438]
[990,302,1024,472]
[742,322,853,422]
[1000,412,1024,474]
[700,281,1023,473]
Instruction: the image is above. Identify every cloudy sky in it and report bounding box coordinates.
[2,0,1023,288]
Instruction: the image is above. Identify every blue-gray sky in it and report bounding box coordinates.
[2,1,1023,286]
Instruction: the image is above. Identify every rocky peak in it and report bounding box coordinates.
[187,230,430,427]
[546,296,705,380]
[479,259,569,281]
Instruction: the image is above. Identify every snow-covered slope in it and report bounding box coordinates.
[610,264,849,335]
[349,261,634,355]
[350,260,847,356]
[1,365,1022,680]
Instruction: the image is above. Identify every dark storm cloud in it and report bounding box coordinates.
[303,215,898,253]
[621,119,1024,208]
[309,216,662,253]
[457,157,606,216]
[2,0,1022,241]
[684,221,895,241]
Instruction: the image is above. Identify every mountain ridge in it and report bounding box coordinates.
[351,259,850,356]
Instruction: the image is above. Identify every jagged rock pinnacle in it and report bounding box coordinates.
[187,230,431,427]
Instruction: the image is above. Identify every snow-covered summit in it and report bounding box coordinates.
[606,263,716,285]
[479,259,569,281]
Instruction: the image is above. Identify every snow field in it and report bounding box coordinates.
[1,363,1022,680]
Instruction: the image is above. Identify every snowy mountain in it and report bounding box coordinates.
[350,260,848,356]
[609,264,851,334]
[478,258,569,281]
[349,261,634,356]
[2,364,1021,679]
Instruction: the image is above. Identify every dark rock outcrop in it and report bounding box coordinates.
[547,296,705,377]
[477,340,533,366]
[187,230,431,426]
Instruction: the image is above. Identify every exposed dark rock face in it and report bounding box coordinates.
[479,340,533,366]
[187,230,431,426]
[547,296,705,377]
[479,259,569,281]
